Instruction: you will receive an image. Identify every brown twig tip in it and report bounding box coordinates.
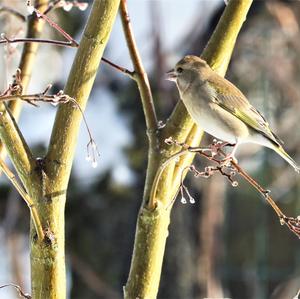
[0,283,31,299]
[101,57,134,79]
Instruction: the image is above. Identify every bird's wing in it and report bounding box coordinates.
[207,75,283,146]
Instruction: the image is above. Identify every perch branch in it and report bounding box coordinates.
[151,138,300,238]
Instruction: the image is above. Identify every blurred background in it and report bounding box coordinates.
[0,0,300,298]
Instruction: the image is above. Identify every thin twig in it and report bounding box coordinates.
[102,57,134,79]
[0,79,100,167]
[0,90,72,104]
[0,283,31,299]
[0,36,76,48]
[31,6,79,47]
[0,37,134,76]
[0,159,44,240]
[0,6,26,21]
[120,0,158,133]
[150,138,300,238]
[43,0,62,14]
[1,4,135,78]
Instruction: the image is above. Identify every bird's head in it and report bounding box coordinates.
[166,55,211,92]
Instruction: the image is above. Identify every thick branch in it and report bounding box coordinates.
[30,1,120,298]
[124,1,254,299]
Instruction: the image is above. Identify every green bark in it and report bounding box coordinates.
[124,1,254,298]
[31,1,120,298]
[0,0,120,298]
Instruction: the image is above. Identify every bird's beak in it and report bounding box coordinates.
[165,69,177,82]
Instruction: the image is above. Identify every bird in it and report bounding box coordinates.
[166,55,300,173]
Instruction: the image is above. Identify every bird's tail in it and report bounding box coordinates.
[274,145,300,173]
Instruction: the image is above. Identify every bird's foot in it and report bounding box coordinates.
[210,139,235,157]
[220,153,238,166]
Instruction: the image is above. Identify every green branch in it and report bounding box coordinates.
[46,0,120,186]
[30,1,120,298]
[124,1,254,298]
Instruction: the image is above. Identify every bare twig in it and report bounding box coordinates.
[2,3,136,78]
[0,283,31,299]
[0,159,44,240]
[27,3,79,46]
[0,6,26,21]
[150,138,300,239]
[0,74,100,167]
[0,88,73,105]
[120,0,158,133]
[0,37,134,76]
[101,57,134,79]
[0,35,76,48]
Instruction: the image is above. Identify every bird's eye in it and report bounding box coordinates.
[176,67,183,74]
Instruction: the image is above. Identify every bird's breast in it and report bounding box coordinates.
[181,89,250,144]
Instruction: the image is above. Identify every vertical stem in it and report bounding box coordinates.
[120,0,159,206]
[124,1,253,298]
[120,0,158,133]
[30,1,120,299]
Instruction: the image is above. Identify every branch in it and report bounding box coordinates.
[0,159,44,240]
[151,138,300,238]
[157,0,254,207]
[0,102,37,184]
[46,0,120,187]
[0,0,49,172]
[0,87,74,105]
[0,283,31,299]
[120,0,158,135]
[26,2,79,46]
[0,34,134,77]
[1,40,134,80]
[124,1,254,299]
[0,36,75,48]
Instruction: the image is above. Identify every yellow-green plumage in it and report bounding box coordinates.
[166,55,299,173]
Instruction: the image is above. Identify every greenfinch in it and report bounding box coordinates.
[167,55,299,173]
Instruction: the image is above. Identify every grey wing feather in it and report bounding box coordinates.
[206,79,283,146]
